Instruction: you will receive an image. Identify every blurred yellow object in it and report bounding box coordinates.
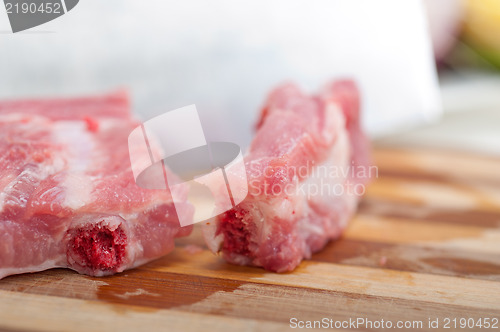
[462,0,500,67]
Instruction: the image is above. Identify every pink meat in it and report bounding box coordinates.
[0,90,130,120]
[204,80,371,272]
[0,92,193,279]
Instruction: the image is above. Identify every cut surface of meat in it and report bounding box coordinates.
[0,92,193,279]
[204,80,372,272]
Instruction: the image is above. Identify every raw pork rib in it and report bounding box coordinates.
[204,80,371,272]
[0,92,192,279]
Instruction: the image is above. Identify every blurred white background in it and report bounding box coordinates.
[0,0,439,150]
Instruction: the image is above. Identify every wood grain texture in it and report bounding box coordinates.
[0,147,499,331]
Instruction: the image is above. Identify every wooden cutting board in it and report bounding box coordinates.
[0,147,499,332]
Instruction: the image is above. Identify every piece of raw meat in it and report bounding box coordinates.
[0,92,193,279]
[203,80,372,272]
